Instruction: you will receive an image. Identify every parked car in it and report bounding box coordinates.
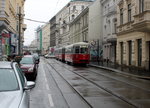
[0,61,35,108]
[20,55,38,80]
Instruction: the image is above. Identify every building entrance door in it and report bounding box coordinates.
[120,42,123,65]
[128,41,132,65]
[137,39,142,66]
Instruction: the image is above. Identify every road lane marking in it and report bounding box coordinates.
[46,84,50,90]
[48,94,54,107]
[42,63,50,91]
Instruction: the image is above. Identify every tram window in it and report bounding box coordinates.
[81,47,88,54]
[75,46,80,53]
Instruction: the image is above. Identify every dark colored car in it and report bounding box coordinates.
[0,61,35,108]
[20,55,37,80]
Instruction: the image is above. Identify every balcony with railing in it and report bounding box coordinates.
[133,1,150,32]
[103,5,117,16]
[117,21,134,35]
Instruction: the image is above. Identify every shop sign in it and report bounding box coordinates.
[1,33,10,38]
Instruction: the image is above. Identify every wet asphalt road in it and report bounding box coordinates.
[30,58,150,108]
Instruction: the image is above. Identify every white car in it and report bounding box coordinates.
[0,61,35,108]
[44,54,55,58]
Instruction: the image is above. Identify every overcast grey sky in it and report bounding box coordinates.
[24,0,70,46]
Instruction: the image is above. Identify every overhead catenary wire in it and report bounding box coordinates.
[24,18,48,24]
[54,0,61,14]
[24,0,68,24]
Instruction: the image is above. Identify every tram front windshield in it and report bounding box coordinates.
[75,46,88,54]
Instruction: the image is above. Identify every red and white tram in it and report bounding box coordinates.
[65,42,90,65]
[54,48,59,60]
[55,47,65,61]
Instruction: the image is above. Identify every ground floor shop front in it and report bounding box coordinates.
[116,32,150,71]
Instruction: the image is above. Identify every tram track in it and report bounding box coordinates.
[45,58,138,108]
[54,59,150,92]
[44,58,93,108]
[64,63,150,92]
[42,59,70,108]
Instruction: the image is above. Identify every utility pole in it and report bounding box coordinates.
[18,7,22,56]
[0,34,2,60]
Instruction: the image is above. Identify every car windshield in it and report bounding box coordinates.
[0,69,19,91]
[20,57,34,64]
[80,47,88,54]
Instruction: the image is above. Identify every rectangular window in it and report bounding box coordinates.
[120,42,124,64]
[15,64,25,88]
[75,46,80,54]
[80,47,88,54]
[128,41,132,65]
[73,6,76,12]
[0,69,19,91]
[114,23,117,34]
[128,4,131,22]
[137,39,142,66]
[139,0,144,13]
[82,5,84,10]
[120,8,123,25]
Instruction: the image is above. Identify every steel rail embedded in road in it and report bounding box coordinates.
[46,58,137,108]
[44,58,93,108]
[43,59,70,108]
[54,60,138,108]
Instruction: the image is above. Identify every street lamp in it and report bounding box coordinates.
[17,7,26,56]
[17,7,21,56]
[15,7,25,63]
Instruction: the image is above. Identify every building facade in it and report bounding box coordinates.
[116,0,150,70]
[0,0,26,58]
[50,16,56,47]
[100,0,117,63]
[42,23,50,54]
[88,0,103,62]
[35,26,42,54]
[69,7,89,44]
[55,0,93,48]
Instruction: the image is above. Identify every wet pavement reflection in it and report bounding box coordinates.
[46,59,150,108]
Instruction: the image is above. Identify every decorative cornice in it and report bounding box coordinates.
[118,0,123,6]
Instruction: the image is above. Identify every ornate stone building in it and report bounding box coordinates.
[100,0,117,63]
[69,7,89,44]
[55,0,93,47]
[0,0,26,58]
[42,23,50,54]
[116,0,150,70]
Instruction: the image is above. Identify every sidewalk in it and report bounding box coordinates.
[89,61,150,80]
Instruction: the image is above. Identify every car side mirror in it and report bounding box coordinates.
[24,81,35,90]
